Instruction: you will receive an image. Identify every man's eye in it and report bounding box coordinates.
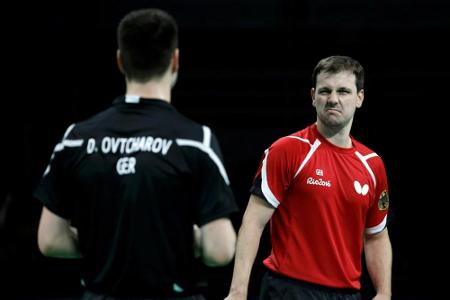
[338,90,351,94]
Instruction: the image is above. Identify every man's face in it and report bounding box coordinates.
[312,71,364,129]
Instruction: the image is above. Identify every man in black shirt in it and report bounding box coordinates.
[35,8,237,300]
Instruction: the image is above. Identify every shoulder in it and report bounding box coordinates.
[170,113,208,142]
[270,126,316,153]
[352,139,386,172]
[261,128,317,172]
[67,108,115,138]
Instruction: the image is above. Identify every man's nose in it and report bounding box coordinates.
[327,91,339,104]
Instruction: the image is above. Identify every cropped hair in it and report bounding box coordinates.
[117,8,178,82]
[312,56,364,91]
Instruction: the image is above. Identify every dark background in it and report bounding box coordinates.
[2,0,449,299]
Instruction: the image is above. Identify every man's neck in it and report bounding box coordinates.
[316,121,353,148]
[125,79,171,103]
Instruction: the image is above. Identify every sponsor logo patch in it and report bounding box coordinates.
[378,190,389,210]
[306,177,331,187]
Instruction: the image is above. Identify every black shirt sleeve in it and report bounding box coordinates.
[194,132,238,226]
[33,125,80,219]
[249,175,265,200]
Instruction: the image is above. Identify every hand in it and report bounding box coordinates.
[193,224,201,258]
[224,295,245,300]
[373,293,391,300]
[224,290,247,300]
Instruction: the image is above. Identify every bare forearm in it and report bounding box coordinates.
[226,194,275,300]
[227,221,264,299]
[364,229,392,299]
[38,207,81,259]
[39,227,81,258]
[199,218,236,267]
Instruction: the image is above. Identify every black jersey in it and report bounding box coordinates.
[34,96,238,297]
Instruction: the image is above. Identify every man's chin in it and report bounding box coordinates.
[322,118,346,129]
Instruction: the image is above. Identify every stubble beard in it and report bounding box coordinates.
[318,113,351,130]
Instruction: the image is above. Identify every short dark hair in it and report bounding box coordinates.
[312,56,364,91]
[117,8,178,82]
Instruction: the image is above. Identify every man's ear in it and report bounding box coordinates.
[356,89,364,108]
[116,49,125,74]
[172,48,179,73]
[311,88,316,107]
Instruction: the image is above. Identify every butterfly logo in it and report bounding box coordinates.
[354,180,369,196]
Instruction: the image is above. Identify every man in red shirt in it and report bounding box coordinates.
[225,56,392,300]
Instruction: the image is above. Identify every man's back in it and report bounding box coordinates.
[35,96,237,297]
